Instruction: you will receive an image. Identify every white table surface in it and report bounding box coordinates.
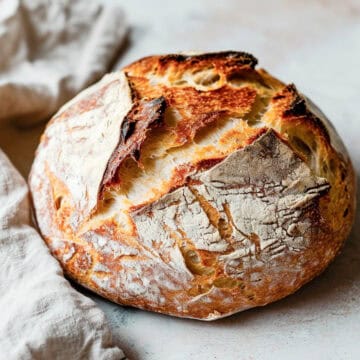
[1,1,359,359]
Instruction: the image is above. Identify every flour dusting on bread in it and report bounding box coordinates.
[29,52,356,320]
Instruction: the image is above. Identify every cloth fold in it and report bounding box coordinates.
[0,151,126,359]
[0,0,127,126]
[0,0,129,358]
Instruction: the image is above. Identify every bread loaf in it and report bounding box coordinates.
[29,52,356,320]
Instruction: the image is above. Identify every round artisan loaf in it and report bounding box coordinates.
[29,52,356,320]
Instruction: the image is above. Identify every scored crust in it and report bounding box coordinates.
[29,51,356,320]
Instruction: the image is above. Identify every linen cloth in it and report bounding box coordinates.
[0,0,128,358]
[0,0,127,126]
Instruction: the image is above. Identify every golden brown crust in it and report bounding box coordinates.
[29,51,356,320]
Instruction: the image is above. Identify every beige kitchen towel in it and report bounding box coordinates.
[0,0,127,126]
[0,151,127,359]
[0,0,128,358]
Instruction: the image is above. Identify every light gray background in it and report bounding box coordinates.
[1,1,359,359]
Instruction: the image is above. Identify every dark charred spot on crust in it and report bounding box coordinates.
[272,94,286,101]
[275,84,331,144]
[100,96,167,193]
[124,52,259,83]
[282,84,308,117]
[284,96,307,117]
[121,121,136,142]
[157,51,258,68]
[132,148,141,162]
